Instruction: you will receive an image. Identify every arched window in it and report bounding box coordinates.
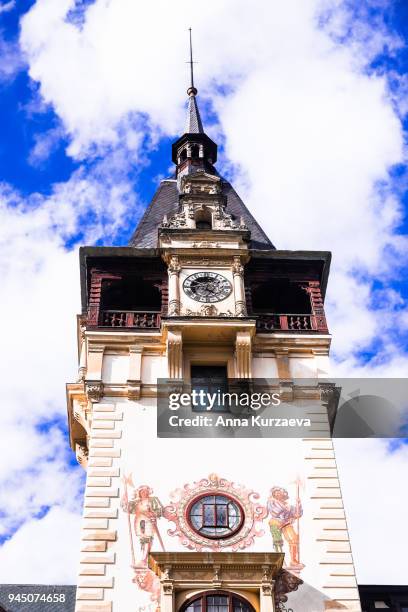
[191,144,200,158]
[181,592,255,612]
[195,208,212,230]
[180,148,187,161]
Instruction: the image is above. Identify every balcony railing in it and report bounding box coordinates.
[100,310,161,329]
[255,313,317,332]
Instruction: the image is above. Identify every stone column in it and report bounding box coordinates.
[160,567,174,612]
[168,256,181,316]
[78,320,87,381]
[275,349,291,380]
[260,583,274,612]
[127,345,143,400]
[232,256,247,317]
[85,345,105,402]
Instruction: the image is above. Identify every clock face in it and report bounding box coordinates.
[183,272,232,303]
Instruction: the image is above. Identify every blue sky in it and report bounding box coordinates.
[0,0,407,585]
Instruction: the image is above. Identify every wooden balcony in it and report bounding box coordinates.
[255,313,327,333]
[100,310,161,329]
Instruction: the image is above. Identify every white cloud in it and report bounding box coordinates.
[18,0,407,356]
[28,125,65,166]
[0,507,81,583]
[0,1,15,14]
[0,32,24,82]
[3,0,406,586]
[0,166,140,579]
[335,439,408,584]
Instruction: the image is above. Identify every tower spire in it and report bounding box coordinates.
[188,27,196,95]
[185,28,204,134]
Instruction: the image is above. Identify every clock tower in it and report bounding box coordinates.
[67,70,361,612]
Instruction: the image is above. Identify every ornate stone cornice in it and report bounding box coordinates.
[149,551,284,579]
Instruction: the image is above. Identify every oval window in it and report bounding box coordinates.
[188,494,244,539]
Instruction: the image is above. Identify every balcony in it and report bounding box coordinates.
[256,313,321,332]
[100,310,161,329]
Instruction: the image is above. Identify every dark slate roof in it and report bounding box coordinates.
[130,180,179,248]
[185,93,204,134]
[129,179,275,250]
[0,585,76,612]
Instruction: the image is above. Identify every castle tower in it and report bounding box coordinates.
[67,65,361,612]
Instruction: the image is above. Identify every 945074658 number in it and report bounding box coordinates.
[8,593,66,603]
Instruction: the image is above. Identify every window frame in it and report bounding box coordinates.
[180,591,255,612]
[190,365,230,413]
[186,492,245,540]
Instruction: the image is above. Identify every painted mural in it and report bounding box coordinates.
[267,482,304,572]
[121,472,305,605]
[120,475,163,603]
[164,473,267,551]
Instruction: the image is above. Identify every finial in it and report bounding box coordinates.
[187,28,197,97]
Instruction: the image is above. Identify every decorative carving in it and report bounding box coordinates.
[192,241,220,248]
[160,172,248,234]
[75,441,89,468]
[127,380,141,400]
[163,473,267,552]
[181,258,231,267]
[162,566,171,580]
[274,569,303,612]
[213,565,221,582]
[168,300,181,316]
[212,202,240,230]
[181,173,222,195]
[261,583,273,596]
[196,304,217,316]
[223,570,257,581]
[73,400,90,434]
[162,209,188,228]
[232,256,247,317]
[183,305,234,317]
[168,256,181,316]
[232,256,244,276]
[168,256,181,274]
[235,301,247,317]
[167,329,183,379]
[235,331,252,378]
[85,380,103,403]
[188,203,195,219]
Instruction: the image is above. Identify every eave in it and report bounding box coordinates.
[248,249,332,299]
